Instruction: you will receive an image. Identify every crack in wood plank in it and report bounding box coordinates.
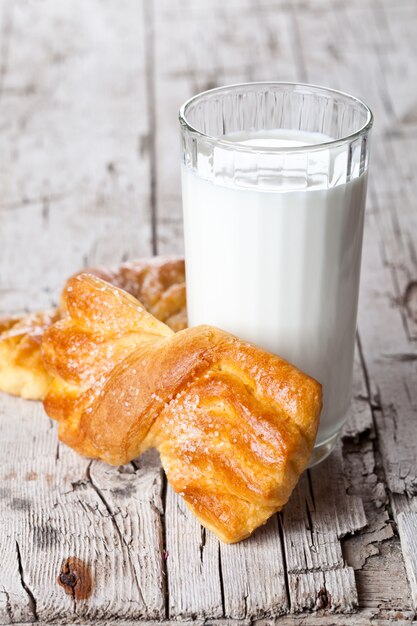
[199,527,206,565]
[87,461,164,612]
[217,542,226,618]
[2,588,13,623]
[160,473,169,619]
[15,542,38,622]
[143,0,158,256]
[278,514,291,613]
[85,462,125,545]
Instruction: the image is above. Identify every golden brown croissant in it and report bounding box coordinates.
[0,310,60,399]
[0,256,186,400]
[42,273,322,543]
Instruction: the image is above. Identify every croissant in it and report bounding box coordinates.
[42,273,322,543]
[0,256,186,400]
[0,310,60,399]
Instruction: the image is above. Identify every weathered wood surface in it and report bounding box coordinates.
[397,513,417,610]
[1,0,417,623]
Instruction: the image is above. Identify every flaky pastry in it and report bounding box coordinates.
[42,273,321,543]
[0,256,186,400]
[0,311,60,399]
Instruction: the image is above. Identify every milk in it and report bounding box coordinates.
[181,130,367,450]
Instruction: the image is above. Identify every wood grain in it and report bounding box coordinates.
[1,0,417,622]
[0,395,166,622]
[0,0,152,314]
[6,614,417,626]
[219,515,288,619]
[397,513,417,610]
[342,340,374,441]
[283,447,365,612]
[165,486,223,619]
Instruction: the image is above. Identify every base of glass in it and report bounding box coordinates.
[307,432,340,468]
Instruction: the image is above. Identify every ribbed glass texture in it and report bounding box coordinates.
[180,82,372,191]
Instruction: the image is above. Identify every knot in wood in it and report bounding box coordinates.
[316,586,332,610]
[57,557,92,600]
[60,571,77,587]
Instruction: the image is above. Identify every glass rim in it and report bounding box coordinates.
[179,81,374,154]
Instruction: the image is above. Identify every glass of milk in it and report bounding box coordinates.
[179,82,373,466]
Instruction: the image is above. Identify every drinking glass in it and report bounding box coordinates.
[179,82,373,466]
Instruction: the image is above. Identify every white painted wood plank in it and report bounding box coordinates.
[397,512,417,610]
[342,439,411,612]
[220,515,288,618]
[309,446,367,542]
[0,0,153,314]
[289,0,393,135]
[0,417,166,620]
[0,488,39,623]
[289,568,358,614]
[165,485,223,619]
[370,134,417,341]
[342,342,374,441]
[0,393,57,460]
[369,2,417,132]
[6,612,417,626]
[282,447,366,612]
[0,395,73,623]
[7,615,417,626]
[357,183,417,495]
[87,457,165,617]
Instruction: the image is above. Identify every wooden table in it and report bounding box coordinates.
[1,0,417,623]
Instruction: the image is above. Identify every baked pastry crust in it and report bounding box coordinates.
[0,310,60,399]
[43,273,322,543]
[0,257,186,400]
